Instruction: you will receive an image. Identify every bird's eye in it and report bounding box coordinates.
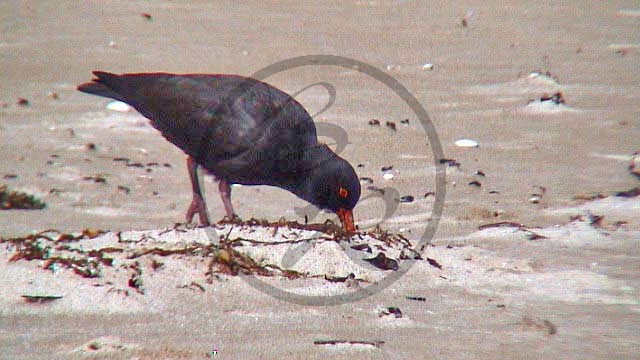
[338,187,348,198]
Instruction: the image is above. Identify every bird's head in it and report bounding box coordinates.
[302,151,361,232]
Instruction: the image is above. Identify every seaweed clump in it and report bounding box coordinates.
[0,185,46,210]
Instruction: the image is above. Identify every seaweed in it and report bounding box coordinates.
[0,185,46,210]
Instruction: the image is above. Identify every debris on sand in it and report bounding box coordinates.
[514,316,558,335]
[21,294,63,303]
[630,151,640,179]
[314,339,384,349]
[426,257,443,269]
[400,195,414,203]
[0,185,46,210]
[573,192,606,202]
[379,306,403,318]
[82,174,107,184]
[477,221,548,241]
[525,92,573,113]
[528,185,546,204]
[615,187,640,198]
[2,220,420,288]
[439,158,461,168]
[364,253,399,270]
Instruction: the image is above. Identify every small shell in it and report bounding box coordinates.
[106,101,132,112]
[422,63,434,70]
[455,139,479,148]
[383,173,394,180]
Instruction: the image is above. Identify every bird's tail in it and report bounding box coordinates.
[77,71,126,102]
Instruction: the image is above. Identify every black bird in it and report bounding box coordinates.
[78,71,360,232]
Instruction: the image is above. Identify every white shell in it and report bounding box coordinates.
[106,101,132,112]
[455,138,479,148]
[383,173,394,180]
[422,63,434,70]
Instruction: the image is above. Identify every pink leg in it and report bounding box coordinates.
[185,157,211,226]
[218,179,237,220]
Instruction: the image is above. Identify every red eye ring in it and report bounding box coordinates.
[339,187,348,198]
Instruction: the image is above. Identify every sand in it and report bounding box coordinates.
[1,1,639,359]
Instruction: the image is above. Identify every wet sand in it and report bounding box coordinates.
[1,1,639,359]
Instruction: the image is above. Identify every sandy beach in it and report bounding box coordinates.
[1,1,639,359]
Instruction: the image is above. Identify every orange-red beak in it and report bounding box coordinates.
[336,208,355,233]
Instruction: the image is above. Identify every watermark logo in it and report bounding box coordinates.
[197,55,445,305]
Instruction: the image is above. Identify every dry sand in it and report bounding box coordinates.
[1,1,639,359]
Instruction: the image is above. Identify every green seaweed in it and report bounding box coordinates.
[0,185,46,210]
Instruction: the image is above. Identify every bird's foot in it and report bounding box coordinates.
[218,214,242,224]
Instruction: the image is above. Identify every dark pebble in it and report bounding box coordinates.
[350,243,371,252]
[359,177,374,184]
[615,187,640,198]
[468,180,482,187]
[385,121,396,131]
[364,252,398,270]
[427,257,443,269]
[386,307,403,318]
[475,170,486,177]
[82,175,106,183]
[381,165,393,172]
[424,192,435,198]
[400,119,410,125]
[540,92,565,105]
[16,98,30,106]
[439,158,461,168]
[400,195,414,203]
[368,119,380,126]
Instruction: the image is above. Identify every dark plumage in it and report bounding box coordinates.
[78,71,360,231]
